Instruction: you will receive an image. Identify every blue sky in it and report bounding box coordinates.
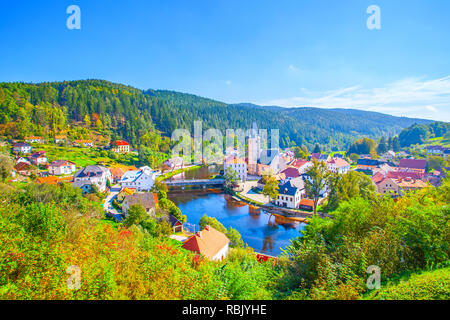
[0,0,449,121]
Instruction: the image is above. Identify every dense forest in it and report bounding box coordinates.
[0,80,434,151]
[398,122,450,147]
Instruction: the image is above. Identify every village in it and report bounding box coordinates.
[2,126,449,262]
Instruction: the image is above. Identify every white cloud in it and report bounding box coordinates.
[288,64,297,71]
[260,76,450,121]
[425,105,438,112]
[225,80,232,86]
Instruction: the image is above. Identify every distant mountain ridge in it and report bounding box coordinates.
[0,80,436,151]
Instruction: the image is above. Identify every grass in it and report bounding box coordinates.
[366,267,450,300]
[34,144,139,168]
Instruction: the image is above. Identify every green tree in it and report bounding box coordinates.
[313,143,321,154]
[224,167,238,193]
[124,204,148,227]
[304,159,331,214]
[377,137,388,154]
[0,153,13,181]
[262,176,279,203]
[427,156,445,170]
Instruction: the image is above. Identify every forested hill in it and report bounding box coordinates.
[0,79,434,151]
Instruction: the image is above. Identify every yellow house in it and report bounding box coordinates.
[116,188,136,203]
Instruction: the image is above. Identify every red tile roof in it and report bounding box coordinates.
[281,167,301,178]
[399,159,427,170]
[290,159,309,169]
[114,140,129,146]
[182,226,229,260]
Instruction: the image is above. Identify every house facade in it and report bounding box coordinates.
[25,136,44,144]
[275,180,305,209]
[224,157,247,181]
[399,159,427,173]
[30,151,47,166]
[182,226,230,261]
[111,140,130,154]
[119,166,155,191]
[327,158,350,174]
[73,165,112,192]
[48,160,76,175]
[13,143,32,154]
[356,159,379,171]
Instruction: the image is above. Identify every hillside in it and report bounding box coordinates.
[0,80,435,151]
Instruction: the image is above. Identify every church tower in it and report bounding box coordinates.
[248,122,261,175]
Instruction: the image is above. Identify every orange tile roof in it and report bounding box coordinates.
[300,199,315,207]
[114,140,129,146]
[182,226,229,260]
[225,157,246,165]
[37,176,73,185]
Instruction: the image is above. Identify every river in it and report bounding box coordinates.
[168,191,306,256]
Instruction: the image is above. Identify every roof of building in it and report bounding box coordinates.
[25,136,42,140]
[37,176,73,185]
[357,159,380,166]
[123,192,158,209]
[328,157,350,168]
[74,140,93,144]
[13,142,31,148]
[49,160,75,167]
[225,157,246,165]
[290,176,305,190]
[289,159,309,169]
[74,165,110,178]
[399,159,427,170]
[14,162,31,171]
[118,187,136,196]
[281,167,301,178]
[397,177,428,189]
[164,214,182,227]
[113,140,130,146]
[30,151,46,159]
[387,171,424,180]
[278,180,300,196]
[182,226,230,260]
[120,167,153,183]
[372,172,386,184]
[299,199,315,207]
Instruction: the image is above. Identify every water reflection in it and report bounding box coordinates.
[168,192,306,256]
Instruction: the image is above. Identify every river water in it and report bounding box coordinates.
[168,191,306,256]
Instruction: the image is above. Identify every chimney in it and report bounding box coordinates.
[196,231,202,238]
[204,225,210,232]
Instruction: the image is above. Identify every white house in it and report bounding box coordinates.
[30,151,47,166]
[182,226,230,261]
[382,151,396,161]
[73,165,112,192]
[327,157,350,174]
[13,143,32,154]
[48,160,77,176]
[275,179,305,209]
[224,156,247,181]
[119,166,155,191]
[25,136,44,144]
